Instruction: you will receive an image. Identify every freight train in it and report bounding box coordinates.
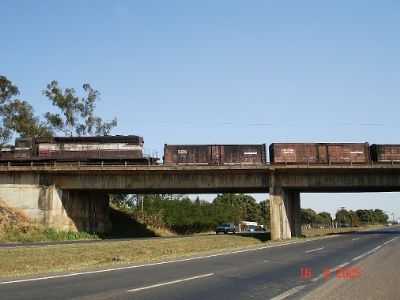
[1,136,399,166]
[0,135,158,164]
[164,143,400,165]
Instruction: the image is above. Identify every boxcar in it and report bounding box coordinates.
[163,144,267,165]
[370,144,400,163]
[269,143,370,164]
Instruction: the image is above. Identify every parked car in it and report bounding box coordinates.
[216,223,236,234]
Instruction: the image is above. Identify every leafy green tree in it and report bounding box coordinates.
[0,75,52,144]
[349,210,361,227]
[43,81,117,136]
[301,208,317,225]
[336,209,351,226]
[259,200,270,227]
[313,212,332,226]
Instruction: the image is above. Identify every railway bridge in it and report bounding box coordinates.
[1,163,400,240]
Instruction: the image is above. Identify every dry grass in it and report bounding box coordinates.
[0,235,268,278]
[0,201,98,243]
[0,200,31,232]
[302,224,386,238]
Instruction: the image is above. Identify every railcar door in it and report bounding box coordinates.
[210,145,221,165]
[317,144,328,164]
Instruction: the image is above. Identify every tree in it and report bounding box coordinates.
[301,208,317,225]
[259,200,270,227]
[336,209,351,226]
[0,75,52,144]
[43,81,117,136]
[349,210,361,227]
[0,76,20,143]
[314,212,332,226]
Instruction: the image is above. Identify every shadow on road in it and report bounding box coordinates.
[235,232,271,242]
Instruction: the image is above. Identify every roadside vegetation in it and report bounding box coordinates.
[110,193,269,235]
[0,235,269,278]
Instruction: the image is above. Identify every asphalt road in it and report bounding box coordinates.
[0,227,399,300]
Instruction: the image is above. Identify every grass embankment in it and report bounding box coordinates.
[0,227,99,243]
[0,235,268,278]
[0,200,99,243]
[303,224,386,238]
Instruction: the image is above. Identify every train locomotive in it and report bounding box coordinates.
[0,135,158,164]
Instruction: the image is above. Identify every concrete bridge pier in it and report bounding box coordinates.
[269,186,301,240]
[60,190,112,233]
[0,183,111,233]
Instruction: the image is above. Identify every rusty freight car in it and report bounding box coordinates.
[370,144,400,163]
[269,143,370,164]
[163,144,267,165]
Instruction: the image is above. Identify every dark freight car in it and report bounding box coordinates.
[270,143,370,164]
[163,144,267,165]
[35,135,144,161]
[371,144,400,163]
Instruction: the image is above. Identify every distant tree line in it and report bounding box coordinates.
[112,194,390,234]
[0,75,117,145]
[111,193,269,234]
[335,208,388,227]
[301,208,389,228]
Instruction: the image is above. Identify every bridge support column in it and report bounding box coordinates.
[269,187,301,240]
[61,190,112,233]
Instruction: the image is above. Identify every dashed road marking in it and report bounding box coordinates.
[127,273,214,293]
[305,247,324,254]
[270,285,307,300]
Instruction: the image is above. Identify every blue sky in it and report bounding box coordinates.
[1,1,400,218]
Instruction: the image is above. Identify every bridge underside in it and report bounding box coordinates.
[1,165,400,239]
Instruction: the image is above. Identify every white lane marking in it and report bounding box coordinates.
[310,236,399,284]
[305,247,324,254]
[311,261,351,283]
[127,273,214,293]
[352,253,369,262]
[331,262,350,273]
[311,274,323,282]
[270,285,306,300]
[372,245,382,252]
[352,237,399,262]
[0,240,311,285]
[383,237,399,245]
[352,238,360,241]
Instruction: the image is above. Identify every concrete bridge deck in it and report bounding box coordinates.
[1,163,400,240]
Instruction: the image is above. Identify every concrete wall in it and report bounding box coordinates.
[0,184,111,233]
[0,184,47,222]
